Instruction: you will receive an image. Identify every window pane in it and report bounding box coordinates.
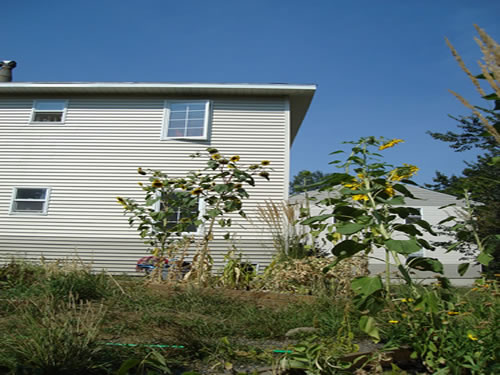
[186,110,205,120]
[186,103,206,111]
[168,119,186,129]
[14,201,45,212]
[169,111,187,121]
[186,119,204,129]
[167,128,186,137]
[33,112,63,122]
[16,188,46,200]
[35,100,66,111]
[186,128,204,137]
[169,103,189,112]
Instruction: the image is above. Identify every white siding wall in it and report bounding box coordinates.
[0,97,289,273]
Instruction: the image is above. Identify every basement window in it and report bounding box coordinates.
[161,100,210,140]
[31,100,67,123]
[10,187,51,215]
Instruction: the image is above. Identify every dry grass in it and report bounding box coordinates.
[446,25,500,144]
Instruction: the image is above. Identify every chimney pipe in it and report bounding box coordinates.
[0,61,17,82]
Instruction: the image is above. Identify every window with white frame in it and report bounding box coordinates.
[405,208,422,224]
[406,208,424,258]
[31,100,67,123]
[156,191,204,234]
[162,100,210,139]
[10,187,51,215]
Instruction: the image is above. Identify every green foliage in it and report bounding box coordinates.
[218,249,256,289]
[303,136,438,294]
[46,269,111,301]
[381,279,500,374]
[115,350,171,375]
[290,170,330,194]
[426,113,500,274]
[0,259,112,302]
[1,295,106,374]
[118,149,270,284]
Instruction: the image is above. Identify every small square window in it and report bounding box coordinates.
[31,100,67,123]
[10,187,51,215]
[162,100,210,140]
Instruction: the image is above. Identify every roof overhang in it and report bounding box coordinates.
[0,82,316,145]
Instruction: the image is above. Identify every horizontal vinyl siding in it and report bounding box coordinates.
[0,98,288,273]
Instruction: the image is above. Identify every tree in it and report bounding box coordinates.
[289,170,329,195]
[426,114,500,273]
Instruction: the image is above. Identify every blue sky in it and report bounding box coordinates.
[3,0,499,185]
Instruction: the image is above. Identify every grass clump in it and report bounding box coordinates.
[0,259,112,302]
[0,295,106,374]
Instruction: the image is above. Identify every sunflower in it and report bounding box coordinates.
[152,180,163,188]
[261,160,271,166]
[230,155,240,162]
[191,188,203,195]
[379,139,404,150]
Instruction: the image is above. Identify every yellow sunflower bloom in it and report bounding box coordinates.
[467,333,478,341]
[230,155,240,162]
[385,184,395,196]
[261,160,271,166]
[352,194,369,201]
[379,139,404,150]
[152,180,163,188]
[191,188,203,195]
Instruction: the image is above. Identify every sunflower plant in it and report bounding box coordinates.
[118,148,270,284]
[302,136,446,338]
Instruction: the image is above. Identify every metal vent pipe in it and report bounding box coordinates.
[0,61,17,82]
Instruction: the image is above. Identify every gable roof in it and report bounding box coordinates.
[0,82,316,145]
[289,184,465,207]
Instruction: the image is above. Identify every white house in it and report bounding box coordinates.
[0,81,316,273]
[290,185,481,285]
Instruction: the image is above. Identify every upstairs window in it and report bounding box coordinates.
[10,187,51,215]
[31,100,67,123]
[162,100,210,140]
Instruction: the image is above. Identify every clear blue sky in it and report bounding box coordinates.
[3,0,499,186]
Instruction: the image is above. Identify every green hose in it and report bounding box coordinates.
[103,343,185,348]
[103,342,292,353]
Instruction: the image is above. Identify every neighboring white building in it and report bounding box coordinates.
[290,185,481,285]
[0,82,316,273]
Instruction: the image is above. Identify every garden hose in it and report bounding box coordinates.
[102,342,293,353]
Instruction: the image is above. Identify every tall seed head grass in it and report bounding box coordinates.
[3,294,106,373]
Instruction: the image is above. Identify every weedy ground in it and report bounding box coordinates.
[0,260,356,374]
[0,260,497,375]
